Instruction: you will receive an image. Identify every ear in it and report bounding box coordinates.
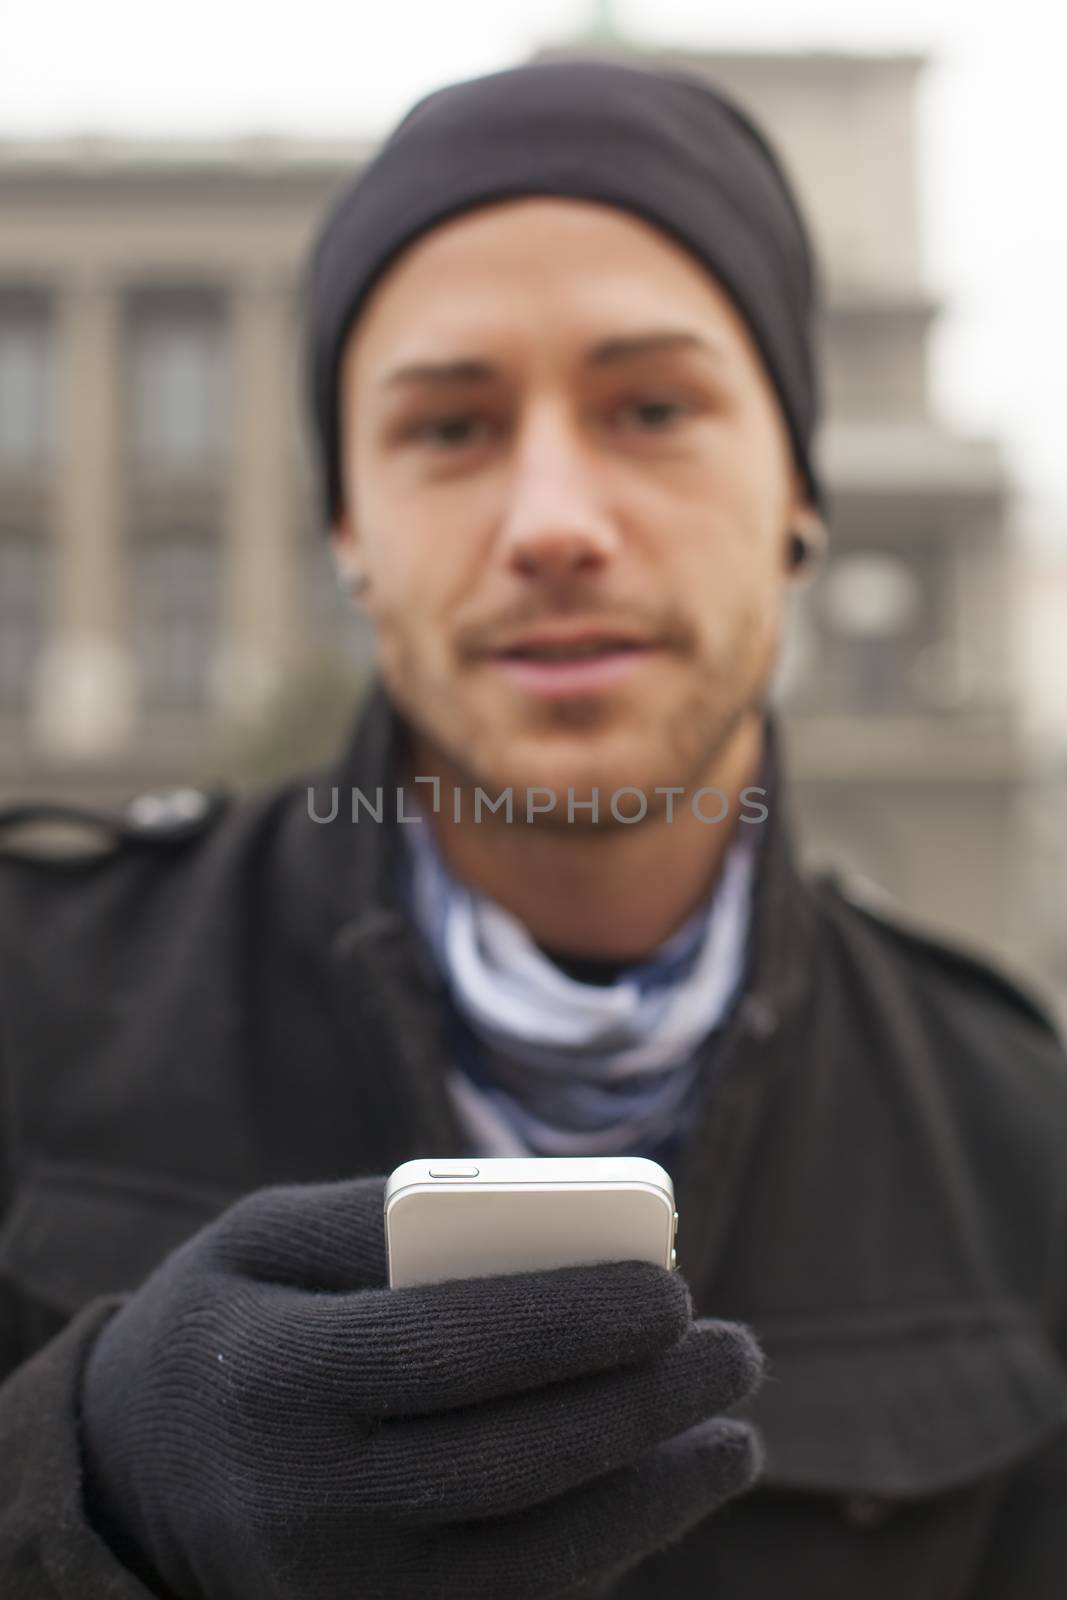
[329,509,365,592]
[783,479,827,585]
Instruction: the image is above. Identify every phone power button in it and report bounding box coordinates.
[427,1166,480,1178]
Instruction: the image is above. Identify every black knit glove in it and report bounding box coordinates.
[78,1174,763,1600]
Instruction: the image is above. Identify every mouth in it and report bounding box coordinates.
[484,630,664,699]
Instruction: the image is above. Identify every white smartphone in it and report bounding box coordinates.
[384,1156,678,1289]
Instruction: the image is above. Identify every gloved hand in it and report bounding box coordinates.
[78,1174,764,1600]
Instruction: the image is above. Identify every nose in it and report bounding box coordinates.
[497,402,620,583]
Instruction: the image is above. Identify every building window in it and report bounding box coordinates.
[126,293,227,474]
[819,552,925,713]
[130,527,220,714]
[0,299,52,471]
[0,528,47,723]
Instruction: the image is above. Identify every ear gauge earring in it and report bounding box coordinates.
[787,522,826,574]
[787,530,811,571]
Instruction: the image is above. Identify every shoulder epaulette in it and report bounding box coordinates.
[822,868,1064,1043]
[0,786,227,862]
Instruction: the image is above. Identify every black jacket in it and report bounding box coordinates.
[2,680,1066,1598]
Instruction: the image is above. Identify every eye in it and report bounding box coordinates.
[401,394,697,453]
[408,413,493,450]
[618,396,694,431]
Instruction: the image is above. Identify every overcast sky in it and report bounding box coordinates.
[5,0,1064,548]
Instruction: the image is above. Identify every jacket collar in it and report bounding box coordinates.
[302,673,816,1030]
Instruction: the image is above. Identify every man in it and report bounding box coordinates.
[1,56,1065,1600]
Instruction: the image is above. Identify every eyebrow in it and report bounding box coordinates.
[378,329,723,391]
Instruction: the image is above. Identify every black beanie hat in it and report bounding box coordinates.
[304,56,824,528]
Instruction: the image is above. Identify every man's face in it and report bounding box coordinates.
[334,197,808,816]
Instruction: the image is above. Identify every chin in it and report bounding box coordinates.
[481,736,671,817]
[418,665,754,809]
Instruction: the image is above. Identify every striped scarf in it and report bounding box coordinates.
[396,795,756,1161]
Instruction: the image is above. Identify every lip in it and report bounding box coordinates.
[492,624,653,654]
[485,638,663,699]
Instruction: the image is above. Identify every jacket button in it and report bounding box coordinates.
[840,1495,894,1528]
[126,788,211,829]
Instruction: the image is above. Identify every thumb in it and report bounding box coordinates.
[206,1173,389,1290]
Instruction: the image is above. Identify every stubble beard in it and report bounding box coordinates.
[385,633,770,836]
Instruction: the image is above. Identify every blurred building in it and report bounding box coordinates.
[1016,553,1067,1008]
[0,40,1048,988]
[0,132,376,805]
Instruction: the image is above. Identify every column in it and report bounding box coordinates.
[217,274,298,718]
[33,275,134,756]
